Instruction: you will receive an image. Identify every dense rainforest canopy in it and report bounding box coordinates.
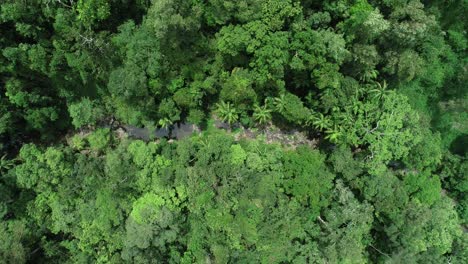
[0,0,467,263]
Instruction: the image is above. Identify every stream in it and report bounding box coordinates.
[117,119,317,149]
[122,123,200,141]
[119,119,234,141]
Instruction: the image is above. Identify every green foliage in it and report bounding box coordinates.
[439,153,468,224]
[272,93,309,124]
[186,109,205,125]
[403,171,441,206]
[0,220,29,264]
[220,68,257,108]
[68,98,104,128]
[309,112,332,130]
[77,0,111,28]
[130,192,166,225]
[329,146,363,186]
[1,0,466,263]
[230,144,247,165]
[252,103,272,126]
[319,180,374,264]
[388,197,462,257]
[158,117,173,129]
[283,147,334,214]
[86,128,111,151]
[216,101,239,125]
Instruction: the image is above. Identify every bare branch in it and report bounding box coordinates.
[317,215,328,226]
[56,0,72,8]
[369,244,391,258]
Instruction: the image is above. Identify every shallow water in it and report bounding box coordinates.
[122,123,201,141]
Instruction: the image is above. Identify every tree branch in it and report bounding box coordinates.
[317,215,328,226]
[369,244,390,258]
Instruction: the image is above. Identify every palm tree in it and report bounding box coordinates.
[216,101,239,125]
[0,155,15,174]
[349,100,363,115]
[305,110,317,127]
[253,104,272,126]
[368,80,389,101]
[360,69,378,83]
[312,113,332,131]
[338,111,354,127]
[158,117,173,129]
[325,125,342,143]
[273,94,287,114]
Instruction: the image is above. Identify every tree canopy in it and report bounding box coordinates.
[0,0,466,263]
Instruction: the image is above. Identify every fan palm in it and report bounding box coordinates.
[312,113,332,131]
[216,101,239,125]
[158,117,173,129]
[368,80,390,101]
[305,110,317,127]
[360,69,378,83]
[325,125,342,143]
[0,155,15,174]
[273,94,287,114]
[253,104,272,125]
